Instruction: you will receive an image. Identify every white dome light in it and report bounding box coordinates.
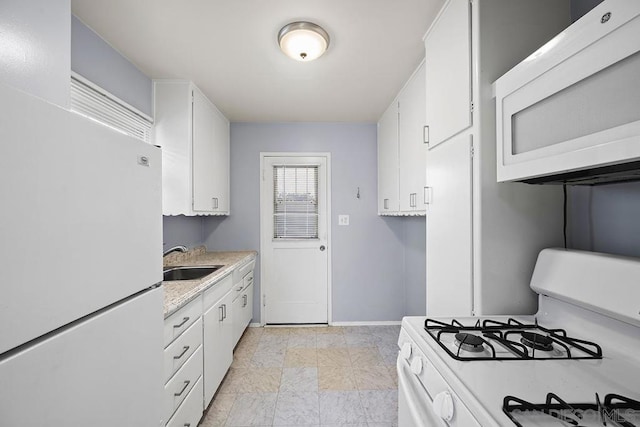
[278,21,330,62]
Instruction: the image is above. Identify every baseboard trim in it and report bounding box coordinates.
[330,320,402,327]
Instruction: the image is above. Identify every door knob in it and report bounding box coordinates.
[319,245,326,251]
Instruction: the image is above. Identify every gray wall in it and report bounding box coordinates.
[71,16,153,116]
[570,0,605,22]
[569,183,640,258]
[71,16,152,116]
[0,0,70,108]
[203,123,426,323]
[163,216,205,251]
[564,0,640,259]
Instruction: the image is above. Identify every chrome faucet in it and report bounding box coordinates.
[163,245,188,257]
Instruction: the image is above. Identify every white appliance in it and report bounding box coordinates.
[398,248,640,426]
[495,0,640,184]
[0,83,165,426]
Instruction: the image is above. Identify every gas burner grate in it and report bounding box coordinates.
[503,393,640,427]
[424,318,603,361]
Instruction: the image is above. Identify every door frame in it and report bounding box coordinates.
[259,152,332,326]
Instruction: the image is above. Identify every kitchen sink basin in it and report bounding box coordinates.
[163,265,223,281]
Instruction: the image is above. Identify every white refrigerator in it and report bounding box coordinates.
[0,83,164,427]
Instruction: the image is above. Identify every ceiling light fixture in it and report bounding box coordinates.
[278,21,330,62]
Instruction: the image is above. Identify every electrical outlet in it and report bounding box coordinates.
[338,215,350,226]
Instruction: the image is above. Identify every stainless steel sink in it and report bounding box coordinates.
[163,265,223,281]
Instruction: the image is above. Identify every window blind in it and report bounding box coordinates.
[70,74,153,143]
[273,165,319,239]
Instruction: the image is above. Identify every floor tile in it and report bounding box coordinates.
[318,366,357,391]
[200,393,236,427]
[284,348,318,367]
[342,326,373,334]
[316,334,347,348]
[314,326,343,335]
[376,344,399,366]
[360,390,398,423]
[263,327,294,336]
[256,336,289,353]
[234,339,259,357]
[348,347,384,366]
[225,392,277,426]
[251,350,286,368]
[288,327,318,336]
[387,365,398,387]
[317,348,351,367]
[353,366,396,390]
[344,333,376,347]
[218,367,248,394]
[318,391,366,424]
[273,391,320,426]
[244,368,282,392]
[280,367,319,392]
[287,334,317,348]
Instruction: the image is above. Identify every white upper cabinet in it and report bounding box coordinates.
[154,81,230,216]
[377,101,400,214]
[378,61,427,216]
[398,62,427,213]
[424,0,471,148]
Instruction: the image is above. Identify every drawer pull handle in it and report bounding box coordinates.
[174,380,190,397]
[173,317,189,328]
[173,346,190,360]
[236,286,244,291]
[184,424,190,427]
[247,277,253,283]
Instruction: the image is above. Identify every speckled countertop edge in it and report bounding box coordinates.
[163,249,257,318]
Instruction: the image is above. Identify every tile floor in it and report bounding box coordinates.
[199,325,401,427]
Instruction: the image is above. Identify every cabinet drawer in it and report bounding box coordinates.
[164,296,202,348]
[164,317,202,382]
[166,375,203,427]
[203,274,233,310]
[164,346,203,423]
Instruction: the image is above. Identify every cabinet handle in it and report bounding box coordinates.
[243,294,247,307]
[384,198,389,210]
[173,317,189,329]
[212,197,219,209]
[184,424,191,427]
[174,380,190,397]
[236,286,244,291]
[424,125,429,144]
[219,305,224,321]
[173,346,190,360]
[410,193,417,208]
[223,303,227,320]
[424,187,433,205]
[247,276,253,283]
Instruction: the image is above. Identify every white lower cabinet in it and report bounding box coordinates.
[163,296,204,426]
[232,270,254,346]
[166,377,204,427]
[203,275,234,407]
[164,346,203,423]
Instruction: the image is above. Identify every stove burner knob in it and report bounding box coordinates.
[401,343,412,360]
[410,357,423,375]
[433,391,455,422]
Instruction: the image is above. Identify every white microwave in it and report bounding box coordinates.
[495,0,640,185]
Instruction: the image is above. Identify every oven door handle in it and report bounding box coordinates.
[398,357,447,427]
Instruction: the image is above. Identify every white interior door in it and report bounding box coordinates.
[261,155,330,324]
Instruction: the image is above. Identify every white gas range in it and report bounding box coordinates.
[398,248,640,426]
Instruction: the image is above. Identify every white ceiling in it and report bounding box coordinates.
[71,0,445,123]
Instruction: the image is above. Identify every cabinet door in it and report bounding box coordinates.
[192,88,217,213]
[399,62,427,213]
[242,283,254,332]
[425,134,473,316]
[203,291,233,407]
[209,106,230,213]
[231,293,243,347]
[424,0,472,148]
[377,101,399,213]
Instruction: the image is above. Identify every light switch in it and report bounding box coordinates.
[338,215,350,226]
